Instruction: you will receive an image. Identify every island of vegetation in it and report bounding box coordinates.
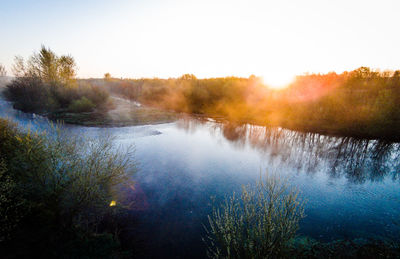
[1,46,176,126]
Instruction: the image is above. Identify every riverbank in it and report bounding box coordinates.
[101,70,400,142]
[2,97,400,258]
[2,76,399,141]
[0,83,177,127]
[48,96,177,127]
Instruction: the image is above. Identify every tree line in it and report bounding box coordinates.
[102,68,400,140]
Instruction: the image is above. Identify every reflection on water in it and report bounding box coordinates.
[1,98,400,258]
[178,117,400,184]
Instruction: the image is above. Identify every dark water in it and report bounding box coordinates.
[1,98,400,258]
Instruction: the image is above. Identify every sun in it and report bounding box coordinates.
[261,73,295,90]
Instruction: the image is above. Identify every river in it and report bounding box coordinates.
[1,97,400,258]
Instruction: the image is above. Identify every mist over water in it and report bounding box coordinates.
[1,97,399,258]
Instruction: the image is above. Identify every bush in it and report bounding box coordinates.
[5,77,50,112]
[204,174,305,259]
[0,118,136,257]
[5,47,111,117]
[0,160,28,242]
[79,84,110,109]
[68,96,95,113]
[104,68,400,140]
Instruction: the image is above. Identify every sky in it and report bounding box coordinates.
[1,0,400,87]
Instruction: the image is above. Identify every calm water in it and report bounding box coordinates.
[1,98,400,258]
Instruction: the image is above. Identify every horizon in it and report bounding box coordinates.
[1,2,400,258]
[1,0,400,87]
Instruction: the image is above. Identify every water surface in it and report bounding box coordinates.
[1,98,400,258]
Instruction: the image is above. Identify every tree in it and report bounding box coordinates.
[179,74,197,80]
[58,55,76,84]
[29,46,77,84]
[104,72,112,81]
[6,46,110,114]
[11,56,25,77]
[29,46,59,82]
[13,46,77,85]
[350,67,377,79]
[0,64,6,77]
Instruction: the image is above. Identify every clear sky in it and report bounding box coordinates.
[1,0,400,86]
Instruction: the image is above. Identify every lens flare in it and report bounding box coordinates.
[261,73,294,90]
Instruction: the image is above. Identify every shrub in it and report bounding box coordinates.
[83,84,108,104]
[5,47,111,117]
[5,77,50,112]
[0,160,28,242]
[50,83,79,108]
[204,174,305,259]
[68,96,95,113]
[0,118,136,256]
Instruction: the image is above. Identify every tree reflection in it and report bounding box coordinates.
[178,117,400,184]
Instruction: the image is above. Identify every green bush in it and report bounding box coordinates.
[0,118,136,257]
[5,46,111,116]
[204,174,305,259]
[0,160,28,242]
[68,96,95,113]
[5,77,50,112]
[79,83,110,109]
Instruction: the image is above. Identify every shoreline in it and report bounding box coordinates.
[2,92,398,142]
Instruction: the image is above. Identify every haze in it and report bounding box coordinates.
[1,0,400,87]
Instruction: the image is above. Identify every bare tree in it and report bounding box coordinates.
[11,56,26,77]
[0,64,6,77]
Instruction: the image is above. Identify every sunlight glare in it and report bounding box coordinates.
[261,73,294,90]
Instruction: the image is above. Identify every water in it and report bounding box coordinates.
[1,98,400,258]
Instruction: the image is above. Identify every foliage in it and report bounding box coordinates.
[289,238,400,258]
[5,46,110,115]
[11,56,26,77]
[4,77,49,112]
[20,45,76,84]
[68,96,95,113]
[0,160,28,242]
[103,67,400,140]
[204,174,305,259]
[104,72,112,81]
[0,118,136,257]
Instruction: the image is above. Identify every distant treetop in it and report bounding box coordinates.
[12,45,77,85]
